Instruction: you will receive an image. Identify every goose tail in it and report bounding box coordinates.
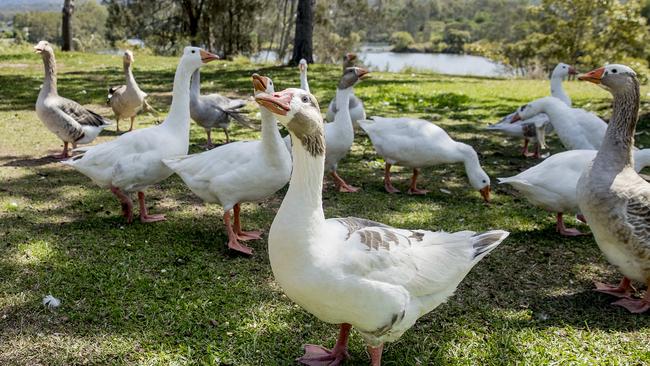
[470,230,509,261]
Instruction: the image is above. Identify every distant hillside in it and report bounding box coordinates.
[0,0,63,15]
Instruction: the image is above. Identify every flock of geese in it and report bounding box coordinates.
[31,39,650,365]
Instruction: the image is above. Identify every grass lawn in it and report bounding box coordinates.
[1,45,650,365]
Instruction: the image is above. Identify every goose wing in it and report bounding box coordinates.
[328,217,508,297]
[56,96,110,127]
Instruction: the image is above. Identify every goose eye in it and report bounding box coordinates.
[301,96,309,103]
[191,50,195,54]
[612,69,617,73]
[482,180,487,183]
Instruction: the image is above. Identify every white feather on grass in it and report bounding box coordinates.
[43,295,61,309]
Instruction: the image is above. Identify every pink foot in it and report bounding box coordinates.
[612,298,650,313]
[558,227,587,236]
[407,187,429,195]
[237,230,263,241]
[338,184,360,193]
[384,183,400,194]
[121,202,134,223]
[594,279,634,298]
[522,151,536,158]
[297,344,350,366]
[140,213,166,223]
[228,238,253,256]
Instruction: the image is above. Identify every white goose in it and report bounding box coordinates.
[486,63,576,158]
[358,117,491,201]
[577,64,650,313]
[190,69,252,148]
[163,74,291,255]
[325,53,366,125]
[256,87,509,366]
[511,96,607,150]
[499,149,650,236]
[285,67,370,192]
[34,40,111,158]
[107,50,153,132]
[64,47,219,223]
[299,58,310,93]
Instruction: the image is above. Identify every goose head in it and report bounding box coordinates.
[338,67,370,90]
[34,40,54,56]
[343,52,357,69]
[123,50,134,65]
[578,64,637,92]
[552,63,577,78]
[255,88,324,156]
[299,58,308,73]
[180,46,219,72]
[510,97,553,123]
[252,73,275,95]
[470,169,491,203]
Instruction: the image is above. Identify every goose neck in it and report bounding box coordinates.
[596,80,640,169]
[190,69,200,98]
[550,74,571,106]
[40,52,57,96]
[300,70,310,93]
[260,108,285,156]
[162,62,195,132]
[333,87,352,124]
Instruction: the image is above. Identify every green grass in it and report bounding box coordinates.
[2,45,650,365]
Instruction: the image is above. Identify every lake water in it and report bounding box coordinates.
[251,45,513,77]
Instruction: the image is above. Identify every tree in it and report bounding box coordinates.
[61,0,74,51]
[290,0,314,65]
[180,0,206,46]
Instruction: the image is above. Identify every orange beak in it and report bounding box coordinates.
[510,113,522,123]
[480,185,491,203]
[34,45,44,53]
[252,73,267,93]
[346,53,357,62]
[255,90,293,116]
[356,68,370,80]
[199,49,219,63]
[578,67,605,84]
[299,63,306,72]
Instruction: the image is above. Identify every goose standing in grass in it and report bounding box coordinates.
[511,96,607,151]
[499,149,650,236]
[486,63,577,158]
[358,117,491,201]
[577,64,650,313]
[163,74,291,255]
[256,87,509,365]
[34,40,111,158]
[190,69,252,148]
[64,47,219,223]
[285,67,370,192]
[299,58,310,92]
[325,53,366,125]
[107,50,153,132]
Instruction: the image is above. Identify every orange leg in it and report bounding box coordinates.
[53,141,69,159]
[110,185,133,223]
[368,344,384,366]
[555,212,586,236]
[137,192,166,223]
[224,210,253,255]
[384,163,400,193]
[407,168,429,195]
[233,203,262,241]
[297,323,351,366]
[331,171,359,193]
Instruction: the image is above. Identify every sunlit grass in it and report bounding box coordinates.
[1,49,650,365]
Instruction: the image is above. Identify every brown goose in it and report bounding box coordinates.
[577,64,650,313]
[107,50,153,132]
[34,41,111,158]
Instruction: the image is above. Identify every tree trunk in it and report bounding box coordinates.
[181,0,205,46]
[61,0,75,51]
[289,0,314,65]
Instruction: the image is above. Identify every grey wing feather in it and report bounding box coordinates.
[57,97,111,127]
[626,193,650,249]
